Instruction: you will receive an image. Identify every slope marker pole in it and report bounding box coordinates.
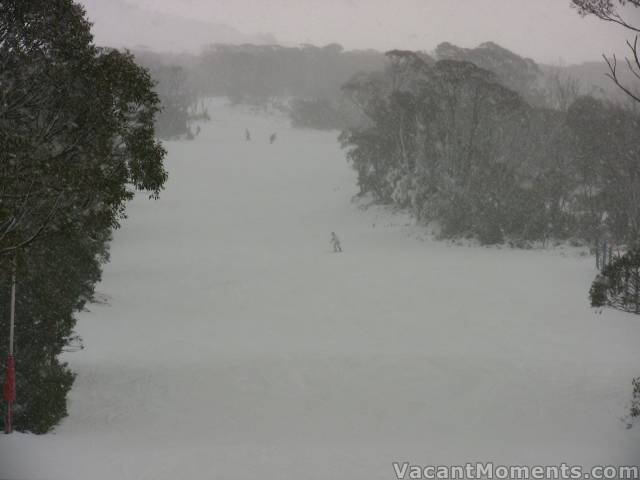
[4,254,16,434]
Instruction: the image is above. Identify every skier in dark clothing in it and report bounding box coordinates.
[245,129,251,141]
[330,232,342,252]
[269,132,277,144]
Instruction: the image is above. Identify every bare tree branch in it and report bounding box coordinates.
[604,52,640,102]
[572,0,640,32]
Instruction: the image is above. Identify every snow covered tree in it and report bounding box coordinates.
[434,41,544,106]
[341,50,551,244]
[341,45,640,247]
[629,377,640,427]
[590,248,640,313]
[572,3,640,429]
[566,96,640,246]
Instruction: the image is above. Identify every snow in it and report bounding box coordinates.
[1,99,639,479]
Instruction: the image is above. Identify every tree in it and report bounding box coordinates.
[573,2,640,431]
[628,377,640,427]
[341,50,560,244]
[290,97,346,130]
[152,65,195,139]
[0,0,167,258]
[434,41,544,106]
[0,0,167,432]
[544,67,583,111]
[340,44,640,247]
[572,0,640,103]
[566,96,640,246]
[590,248,640,313]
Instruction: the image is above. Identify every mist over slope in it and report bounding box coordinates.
[79,0,277,52]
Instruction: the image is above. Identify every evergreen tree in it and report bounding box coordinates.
[0,0,167,432]
[590,248,640,314]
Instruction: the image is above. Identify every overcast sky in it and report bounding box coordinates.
[78,0,640,64]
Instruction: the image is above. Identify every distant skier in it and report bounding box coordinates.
[195,125,201,136]
[245,129,251,141]
[269,132,277,144]
[330,232,342,253]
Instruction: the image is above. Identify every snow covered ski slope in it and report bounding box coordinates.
[1,100,639,479]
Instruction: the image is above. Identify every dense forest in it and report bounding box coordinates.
[340,48,640,249]
[0,0,167,432]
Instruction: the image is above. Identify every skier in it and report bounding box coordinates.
[195,125,201,136]
[245,129,251,141]
[330,232,342,253]
[269,132,277,144]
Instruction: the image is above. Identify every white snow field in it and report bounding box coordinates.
[1,100,639,479]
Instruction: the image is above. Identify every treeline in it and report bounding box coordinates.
[194,43,386,105]
[340,50,640,247]
[133,50,208,140]
[134,42,382,137]
[0,0,167,432]
[137,40,634,133]
[132,43,387,132]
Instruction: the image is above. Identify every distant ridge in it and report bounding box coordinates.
[78,0,278,53]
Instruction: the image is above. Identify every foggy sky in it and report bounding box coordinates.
[78,0,640,64]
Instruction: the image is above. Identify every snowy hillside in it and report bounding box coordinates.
[1,100,639,479]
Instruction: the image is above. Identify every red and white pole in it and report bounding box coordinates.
[3,256,16,434]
